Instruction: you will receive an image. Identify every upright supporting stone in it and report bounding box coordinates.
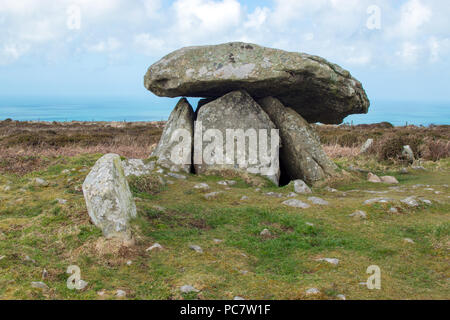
[195,90,280,185]
[151,98,195,173]
[258,97,338,185]
[82,154,137,240]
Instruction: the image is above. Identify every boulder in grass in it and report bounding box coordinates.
[82,154,137,240]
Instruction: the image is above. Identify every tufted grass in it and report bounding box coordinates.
[0,150,449,300]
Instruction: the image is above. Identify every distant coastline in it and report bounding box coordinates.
[0,95,449,126]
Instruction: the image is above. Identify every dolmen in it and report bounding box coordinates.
[145,42,370,186]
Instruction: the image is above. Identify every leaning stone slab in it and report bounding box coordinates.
[195,90,280,185]
[82,154,137,240]
[151,98,194,173]
[258,97,338,185]
[360,139,373,154]
[144,42,369,124]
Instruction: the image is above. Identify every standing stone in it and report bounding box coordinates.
[151,98,194,173]
[402,145,415,163]
[258,97,338,185]
[360,139,373,154]
[82,154,137,240]
[144,42,370,124]
[195,90,280,185]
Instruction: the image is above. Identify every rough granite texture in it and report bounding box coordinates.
[258,97,338,185]
[82,154,137,239]
[195,90,280,185]
[151,98,195,173]
[144,42,369,124]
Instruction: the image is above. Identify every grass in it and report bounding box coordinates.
[0,121,448,300]
[0,151,449,300]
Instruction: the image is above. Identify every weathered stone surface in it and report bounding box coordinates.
[145,42,369,124]
[258,97,338,185]
[293,179,312,194]
[282,199,311,209]
[367,173,382,183]
[402,145,415,163]
[308,197,329,206]
[381,176,399,184]
[82,154,137,240]
[122,159,155,177]
[195,90,280,185]
[360,139,373,154]
[151,98,194,173]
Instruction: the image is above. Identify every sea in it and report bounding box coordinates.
[0,95,448,126]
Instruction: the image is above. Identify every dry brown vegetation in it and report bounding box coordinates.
[0,120,163,174]
[316,123,450,161]
[0,119,449,175]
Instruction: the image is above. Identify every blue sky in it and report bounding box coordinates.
[0,0,449,105]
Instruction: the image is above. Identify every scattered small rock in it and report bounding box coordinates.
[25,255,36,264]
[33,178,49,187]
[336,294,346,300]
[62,169,70,174]
[97,290,106,296]
[282,199,310,209]
[31,281,48,290]
[389,207,399,214]
[180,285,199,294]
[293,180,312,194]
[56,198,67,205]
[240,196,249,200]
[168,172,187,180]
[234,296,245,300]
[420,199,432,205]
[404,238,415,244]
[194,183,210,190]
[305,222,314,227]
[146,243,164,252]
[316,258,339,265]
[286,192,297,198]
[42,269,48,279]
[204,192,221,200]
[126,260,133,266]
[325,187,338,193]
[349,210,367,219]
[367,173,381,183]
[265,192,283,198]
[213,239,223,244]
[401,196,419,207]
[0,255,5,261]
[189,245,203,253]
[116,290,127,297]
[364,197,393,205]
[2,185,11,192]
[411,166,426,171]
[308,197,329,205]
[399,168,409,174]
[260,229,272,237]
[306,288,320,295]
[381,176,399,184]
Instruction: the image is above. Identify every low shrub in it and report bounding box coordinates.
[128,174,165,195]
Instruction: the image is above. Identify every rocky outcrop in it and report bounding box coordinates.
[151,98,194,173]
[195,90,280,185]
[258,97,338,185]
[144,42,369,124]
[82,154,137,240]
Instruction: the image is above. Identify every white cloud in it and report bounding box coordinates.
[0,0,449,69]
[86,37,121,53]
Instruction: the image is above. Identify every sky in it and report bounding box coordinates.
[0,0,450,106]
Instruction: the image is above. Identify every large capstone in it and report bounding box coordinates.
[144,42,369,124]
[258,97,338,185]
[151,98,195,173]
[82,154,137,240]
[194,90,280,185]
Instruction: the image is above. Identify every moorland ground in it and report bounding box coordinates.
[0,120,448,300]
